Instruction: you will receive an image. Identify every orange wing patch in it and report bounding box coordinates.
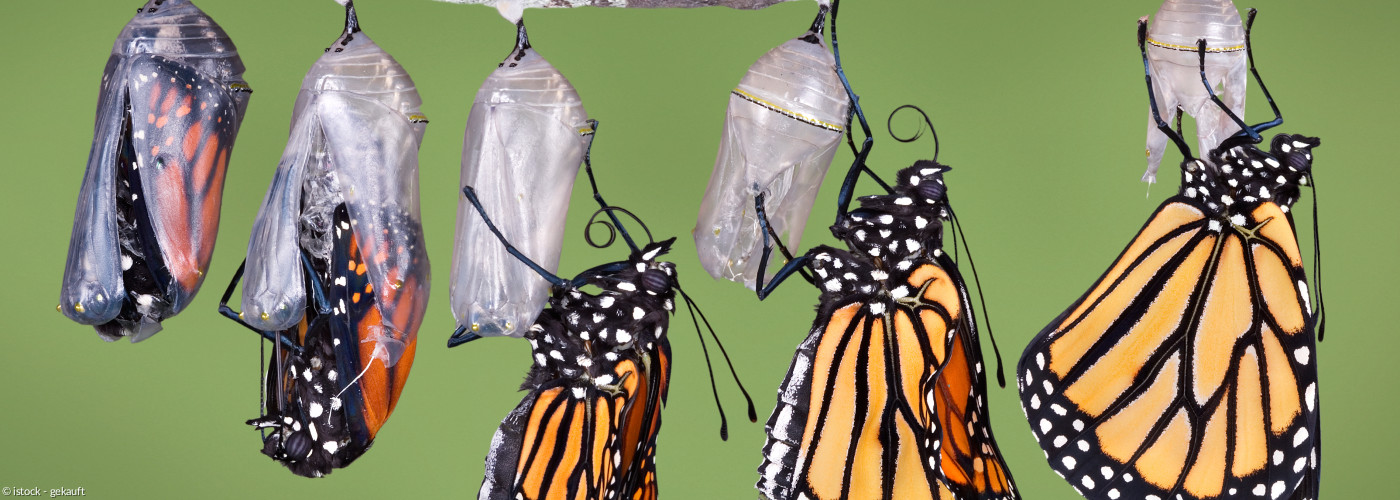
[1019,198,1321,500]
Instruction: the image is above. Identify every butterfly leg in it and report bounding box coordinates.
[217,259,303,352]
[754,193,812,300]
[1138,19,1195,160]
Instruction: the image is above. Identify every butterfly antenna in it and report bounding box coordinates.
[949,206,1006,388]
[1138,20,1194,160]
[1310,176,1325,340]
[680,289,731,440]
[680,287,757,422]
[887,104,940,164]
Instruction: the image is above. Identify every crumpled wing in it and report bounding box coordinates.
[126,53,244,314]
[319,91,430,365]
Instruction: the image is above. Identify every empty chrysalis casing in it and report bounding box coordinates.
[693,7,849,290]
[241,21,429,369]
[449,21,592,339]
[59,0,251,341]
[1143,0,1248,182]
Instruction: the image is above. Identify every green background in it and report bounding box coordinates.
[1,0,1394,498]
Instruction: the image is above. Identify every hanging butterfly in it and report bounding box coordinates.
[468,126,754,499]
[217,1,429,477]
[449,5,596,342]
[753,4,1018,498]
[1017,11,1322,500]
[59,0,251,341]
[694,0,850,290]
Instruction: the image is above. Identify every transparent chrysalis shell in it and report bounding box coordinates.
[449,21,592,339]
[241,23,430,367]
[1142,0,1247,182]
[693,6,849,290]
[60,0,250,341]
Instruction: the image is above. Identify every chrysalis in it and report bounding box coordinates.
[694,1,850,290]
[221,1,429,477]
[59,0,251,341]
[448,5,593,343]
[1142,0,1248,183]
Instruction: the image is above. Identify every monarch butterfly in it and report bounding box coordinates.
[468,128,753,499]
[1017,13,1322,500]
[694,0,850,290]
[448,5,596,343]
[218,1,429,477]
[753,5,1018,498]
[60,0,251,341]
[1141,0,1249,183]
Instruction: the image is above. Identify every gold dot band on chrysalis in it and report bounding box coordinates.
[731,89,844,132]
[1146,38,1246,53]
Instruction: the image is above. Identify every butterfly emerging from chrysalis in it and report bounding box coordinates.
[467,123,754,500]
[1018,10,1323,500]
[218,0,430,478]
[751,2,1018,499]
[60,0,251,341]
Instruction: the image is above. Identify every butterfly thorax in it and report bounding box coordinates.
[833,161,951,263]
[1182,133,1319,217]
[526,241,678,392]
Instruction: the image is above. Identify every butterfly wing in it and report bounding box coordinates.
[479,369,628,499]
[1018,199,1320,500]
[926,255,1019,500]
[617,340,670,500]
[318,91,430,367]
[124,53,244,314]
[758,251,946,500]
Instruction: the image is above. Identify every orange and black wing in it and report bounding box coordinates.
[1018,199,1320,500]
[925,256,1019,500]
[479,380,627,500]
[759,251,953,499]
[480,344,666,500]
[616,341,670,500]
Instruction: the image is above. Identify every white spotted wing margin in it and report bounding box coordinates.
[1017,196,1320,500]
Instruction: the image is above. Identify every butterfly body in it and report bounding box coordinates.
[224,4,428,477]
[480,240,678,500]
[61,0,250,340]
[759,163,1018,500]
[245,204,420,477]
[1017,134,1322,500]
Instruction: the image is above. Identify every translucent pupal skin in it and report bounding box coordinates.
[694,12,849,290]
[450,35,591,338]
[242,28,429,367]
[61,0,250,341]
[1143,0,1247,182]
